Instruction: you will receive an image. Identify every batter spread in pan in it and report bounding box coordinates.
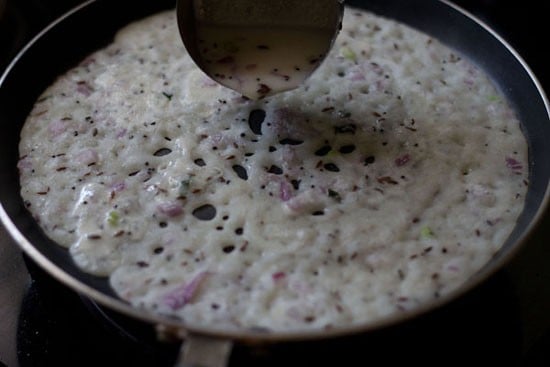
[18,8,528,331]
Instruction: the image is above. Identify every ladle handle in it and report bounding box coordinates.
[175,333,233,367]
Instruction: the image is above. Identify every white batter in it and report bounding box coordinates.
[18,8,528,332]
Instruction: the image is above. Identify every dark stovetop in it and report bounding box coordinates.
[1,1,549,366]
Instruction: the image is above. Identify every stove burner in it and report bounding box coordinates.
[17,257,523,366]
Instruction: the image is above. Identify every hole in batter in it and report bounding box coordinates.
[153,148,172,157]
[222,245,236,254]
[315,145,332,156]
[232,164,248,180]
[248,109,265,135]
[192,204,217,220]
[194,158,206,167]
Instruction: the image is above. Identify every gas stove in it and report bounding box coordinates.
[1,1,549,366]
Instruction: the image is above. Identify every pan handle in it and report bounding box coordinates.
[157,325,234,366]
[175,333,233,367]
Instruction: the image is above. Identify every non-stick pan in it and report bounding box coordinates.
[1,0,549,366]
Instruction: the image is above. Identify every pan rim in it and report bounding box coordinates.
[1,0,550,343]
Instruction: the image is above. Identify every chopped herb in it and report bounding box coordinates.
[340,46,357,62]
[420,226,434,239]
[107,211,120,226]
[179,178,191,196]
[326,150,339,158]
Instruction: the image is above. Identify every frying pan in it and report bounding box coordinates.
[1,0,549,365]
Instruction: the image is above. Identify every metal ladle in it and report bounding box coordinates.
[177,0,344,99]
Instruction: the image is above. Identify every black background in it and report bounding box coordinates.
[1,1,549,366]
